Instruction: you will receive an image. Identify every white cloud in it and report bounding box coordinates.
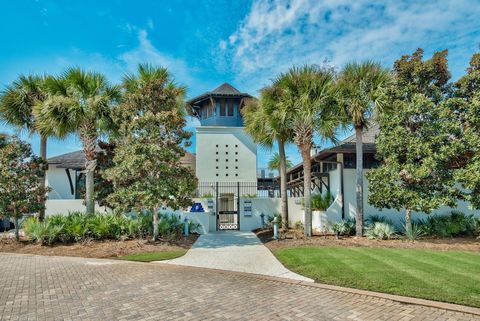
[222,0,480,92]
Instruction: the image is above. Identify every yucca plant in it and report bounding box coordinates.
[403,222,425,241]
[365,222,396,240]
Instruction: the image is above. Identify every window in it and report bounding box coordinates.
[227,100,234,116]
[235,152,238,155]
[226,166,228,169]
[216,151,218,155]
[235,174,238,177]
[225,144,228,147]
[216,166,218,169]
[220,99,226,116]
[225,152,228,155]
[216,144,218,147]
[216,173,219,177]
[235,159,238,162]
[235,166,238,169]
[216,159,218,162]
[226,159,228,162]
[235,144,238,148]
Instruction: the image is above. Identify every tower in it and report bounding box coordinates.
[187,83,257,230]
[187,83,257,183]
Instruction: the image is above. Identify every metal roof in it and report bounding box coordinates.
[186,83,252,106]
[48,150,196,170]
[286,123,380,174]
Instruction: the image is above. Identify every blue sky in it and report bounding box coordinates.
[1,0,480,169]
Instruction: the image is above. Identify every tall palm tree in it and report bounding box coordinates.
[0,75,50,221]
[243,85,293,230]
[267,153,293,173]
[337,61,391,237]
[34,68,120,214]
[277,65,338,237]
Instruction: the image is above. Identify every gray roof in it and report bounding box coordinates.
[48,149,196,170]
[186,83,252,106]
[48,150,86,169]
[286,123,380,174]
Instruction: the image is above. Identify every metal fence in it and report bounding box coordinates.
[195,181,283,198]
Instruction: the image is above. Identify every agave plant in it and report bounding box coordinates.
[365,222,396,240]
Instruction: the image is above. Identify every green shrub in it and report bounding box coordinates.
[365,222,396,240]
[419,211,478,237]
[330,218,356,236]
[403,222,425,241]
[366,214,394,226]
[310,191,334,211]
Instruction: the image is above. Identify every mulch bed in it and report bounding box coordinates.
[0,234,199,259]
[254,229,480,252]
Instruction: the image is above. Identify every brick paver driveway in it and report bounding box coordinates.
[0,253,477,321]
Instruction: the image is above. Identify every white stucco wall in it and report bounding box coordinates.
[45,200,110,216]
[196,127,257,182]
[46,166,77,200]
[326,167,480,227]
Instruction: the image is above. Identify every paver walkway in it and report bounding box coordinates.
[0,253,477,320]
[158,231,312,282]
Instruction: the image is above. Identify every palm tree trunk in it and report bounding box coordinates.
[14,214,20,242]
[81,127,97,215]
[301,144,312,237]
[278,139,289,231]
[355,127,364,237]
[38,136,47,221]
[152,207,159,241]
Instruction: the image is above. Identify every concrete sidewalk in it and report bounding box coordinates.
[156,231,313,282]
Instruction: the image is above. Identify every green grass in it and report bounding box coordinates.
[274,246,480,307]
[117,250,187,262]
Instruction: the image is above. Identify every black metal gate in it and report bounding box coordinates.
[216,182,240,231]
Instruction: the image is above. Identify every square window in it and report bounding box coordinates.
[216,159,218,162]
[226,173,229,176]
[226,166,228,169]
[225,144,228,147]
[216,166,218,169]
[225,152,228,155]
[235,174,238,177]
[216,144,218,148]
[235,166,238,169]
[216,173,219,176]
[226,159,228,162]
[235,144,238,148]
[216,151,218,155]
[235,159,238,162]
[235,152,238,155]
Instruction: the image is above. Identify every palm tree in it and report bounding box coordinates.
[0,75,50,221]
[267,153,293,173]
[34,68,120,214]
[337,61,391,237]
[243,85,293,230]
[276,65,338,237]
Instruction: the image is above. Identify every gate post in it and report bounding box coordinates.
[216,181,219,231]
[237,181,240,230]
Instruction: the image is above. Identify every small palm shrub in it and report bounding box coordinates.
[365,222,396,240]
[331,219,356,237]
[403,222,425,241]
[419,211,478,237]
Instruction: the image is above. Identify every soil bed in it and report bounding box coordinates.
[254,229,480,252]
[0,234,198,259]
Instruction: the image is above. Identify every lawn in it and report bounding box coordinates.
[274,246,480,307]
[117,250,187,262]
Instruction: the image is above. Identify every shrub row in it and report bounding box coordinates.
[23,211,198,245]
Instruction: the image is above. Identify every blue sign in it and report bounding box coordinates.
[190,202,205,213]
